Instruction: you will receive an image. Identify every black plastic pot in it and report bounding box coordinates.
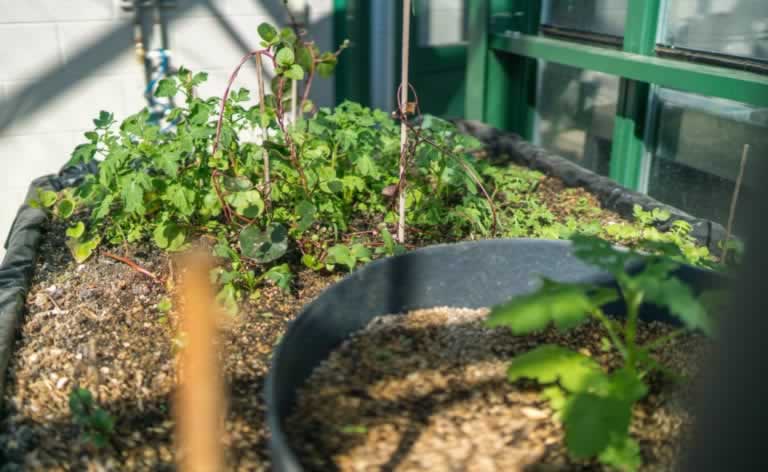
[265,239,725,471]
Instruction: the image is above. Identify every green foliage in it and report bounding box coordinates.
[69,387,115,449]
[488,234,717,470]
[52,22,713,313]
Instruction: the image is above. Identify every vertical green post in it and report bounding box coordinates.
[333,0,370,105]
[465,0,489,121]
[609,0,661,189]
[466,0,540,138]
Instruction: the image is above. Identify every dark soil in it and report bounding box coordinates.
[0,169,685,471]
[286,308,710,472]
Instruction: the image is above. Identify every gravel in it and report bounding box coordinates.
[286,307,711,471]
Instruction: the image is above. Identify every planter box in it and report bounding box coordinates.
[0,163,95,407]
[265,239,724,471]
[454,120,729,253]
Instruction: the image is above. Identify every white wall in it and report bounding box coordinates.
[0,0,334,260]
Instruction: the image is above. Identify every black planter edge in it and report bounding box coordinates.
[0,162,96,410]
[453,120,729,253]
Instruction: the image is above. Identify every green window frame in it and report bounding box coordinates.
[466,0,768,190]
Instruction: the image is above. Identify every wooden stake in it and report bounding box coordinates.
[175,252,225,472]
[722,144,750,263]
[397,0,412,244]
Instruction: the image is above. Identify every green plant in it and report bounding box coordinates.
[487,235,714,471]
[69,387,115,449]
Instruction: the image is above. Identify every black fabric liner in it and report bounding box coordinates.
[0,161,97,410]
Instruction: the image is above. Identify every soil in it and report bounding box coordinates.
[0,169,686,471]
[286,307,710,472]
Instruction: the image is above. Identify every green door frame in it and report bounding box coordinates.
[333,0,370,106]
[466,0,768,190]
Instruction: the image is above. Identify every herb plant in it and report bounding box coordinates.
[487,235,714,471]
[68,387,115,449]
[41,20,715,310]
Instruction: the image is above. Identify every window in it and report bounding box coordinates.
[417,0,468,47]
[645,89,767,236]
[534,61,620,176]
[660,0,768,61]
[541,0,629,38]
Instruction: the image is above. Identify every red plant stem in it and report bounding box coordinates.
[211,48,271,157]
[103,251,163,285]
[255,53,271,209]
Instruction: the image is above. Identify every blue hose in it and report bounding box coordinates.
[144,49,178,133]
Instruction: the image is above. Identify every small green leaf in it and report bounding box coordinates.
[276,48,295,67]
[36,189,58,208]
[93,111,113,128]
[295,200,316,233]
[302,99,314,113]
[326,244,356,271]
[563,393,633,459]
[284,64,304,81]
[239,223,288,263]
[153,222,186,251]
[68,236,101,263]
[57,198,76,218]
[216,283,239,316]
[191,71,208,86]
[157,297,173,313]
[506,344,605,393]
[598,436,642,472]
[635,274,713,336]
[571,234,635,276]
[155,78,177,98]
[487,279,597,334]
[66,222,86,239]
[263,264,293,292]
[279,27,297,44]
[257,22,278,42]
[302,254,324,271]
[340,424,367,434]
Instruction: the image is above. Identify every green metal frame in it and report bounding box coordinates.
[333,0,370,106]
[466,0,768,189]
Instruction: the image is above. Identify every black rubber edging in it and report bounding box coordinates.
[265,238,726,471]
[0,162,97,410]
[453,120,729,253]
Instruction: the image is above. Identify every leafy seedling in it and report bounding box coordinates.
[487,234,715,471]
[69,387,115,449]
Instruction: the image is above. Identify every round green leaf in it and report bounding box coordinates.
[284,64,305,81]
[239,223,288,263]
[66,222,86,239]
[257,22,277,42]
[276,48,295,67]
[57,198,76,218]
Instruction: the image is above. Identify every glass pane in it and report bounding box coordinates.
[661,0,768,61]
[647,89,768,236]
[417,0,468,47]
[534,61,620,177]
[541,0,629,37]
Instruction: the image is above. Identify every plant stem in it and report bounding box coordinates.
[641,328,685,351]
[397,0,412,244]
[624,289,643,369]
[592,309,628,359]
[722,143,750,263]
[255,53,271,209]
